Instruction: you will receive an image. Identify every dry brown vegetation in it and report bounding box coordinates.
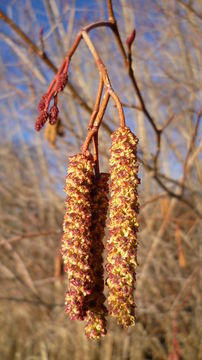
[0,0,202,359]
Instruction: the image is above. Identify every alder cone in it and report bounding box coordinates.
[106,127,140,327]
[61,153,95,320]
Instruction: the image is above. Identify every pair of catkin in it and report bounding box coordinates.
[61,126,140,339]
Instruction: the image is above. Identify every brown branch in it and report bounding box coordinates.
[154,175,202,218]
[81,30,125,128]
[171,265,200,313]
[181,109,202,192]
[0,230,60,247]
[107,0,128,65]
[177,0,202,20]
[88,75,104,130]
[121,101,143,111]
[139,154,201,197]
[82,92,110,153]
[87,75,104,175]
[0,296,63,308]
[141,194,167,209]
[92,132,99,176]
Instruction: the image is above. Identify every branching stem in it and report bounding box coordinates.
[81,30,125,128]
[82,92,110,154]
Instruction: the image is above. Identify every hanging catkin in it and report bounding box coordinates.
[106,127,140,327]
[85,173,109,339]
[61,153,95,320]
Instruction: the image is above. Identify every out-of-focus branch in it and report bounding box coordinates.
[181,109,202,192]
[154,175,202,218]
[1,238,38,295]
[170,264,200,318]
[0,9,55,69]
[0,230,60,247]
[0,296,63,308]
[177,0,202,20]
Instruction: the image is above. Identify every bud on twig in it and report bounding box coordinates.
[56,73,68,92]
[49,105,59,125]
[35,110,48,131]
[126,29,136,51]
[38,93,47,112]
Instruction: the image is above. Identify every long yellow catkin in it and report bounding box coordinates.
[85,173,109,339]
[106,127,140,327]
[61,153,95,320]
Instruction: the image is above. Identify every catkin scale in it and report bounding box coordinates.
[106,127,140,327]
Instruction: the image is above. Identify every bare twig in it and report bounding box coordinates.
[81,30,125,128]
[82,92,110,153]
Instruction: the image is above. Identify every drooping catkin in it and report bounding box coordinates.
[85,173,109,339]
[106,127,140,327]
[61,153,95,320]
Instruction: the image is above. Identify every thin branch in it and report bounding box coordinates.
[87,75,104,174]
[154,175,202,218]
[81,30,125,128]
[181,109,202,192]
[0,230,60,247]
[0,296,63,308]
[88,75,104,130]
[177,0,202,20]
[82,92,110,153]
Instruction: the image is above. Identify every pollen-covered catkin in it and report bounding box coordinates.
[85,173,109,339]
[106,127,140,327]
[61,153,95,320]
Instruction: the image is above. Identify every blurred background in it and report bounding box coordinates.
[0,0,201,359]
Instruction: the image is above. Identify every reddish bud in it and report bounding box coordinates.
[126,29,136,50]
[38,93,47,112]
[35,110,48,131]
[56,73,68,92]
[49,105,59,125]
[39,27,44,36]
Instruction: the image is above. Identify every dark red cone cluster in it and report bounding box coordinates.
[35,110,48,131]
[35,60,69,131]
[49,105,59,125]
